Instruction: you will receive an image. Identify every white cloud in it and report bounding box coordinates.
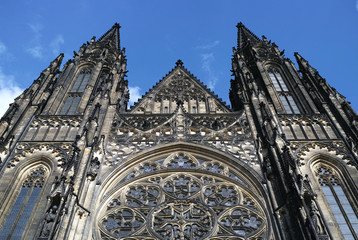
[27,46,43,59]
[27,23,44,59]
[28,23,43,40]
[0,42,6,55]
[128,86,141,106]
[0,68,23,118]
[195,40,220,50]
[50,35,64,55]
[201,53,215,72]
[201,53,218,90]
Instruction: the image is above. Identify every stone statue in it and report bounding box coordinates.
[40,205,58,237]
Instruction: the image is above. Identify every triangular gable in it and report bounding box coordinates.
[130,60,231,114]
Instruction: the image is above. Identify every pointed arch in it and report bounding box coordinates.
[0,162,51,239]
[265,66,300,114]
[93,143,273,239]
[60,65,93,115]
[307,155,358,239]
[0,145,65,239]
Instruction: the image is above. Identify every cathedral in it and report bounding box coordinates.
[0,22,357,240]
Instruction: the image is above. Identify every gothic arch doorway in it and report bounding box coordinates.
[95,143,271,239]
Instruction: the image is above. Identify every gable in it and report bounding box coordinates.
[130,60,230,114]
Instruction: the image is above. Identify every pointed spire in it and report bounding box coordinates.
[294,52,318,74]
[294,52,307,65]
[48,53,64,73]
[236,22,261,49]
[97,23,121,50]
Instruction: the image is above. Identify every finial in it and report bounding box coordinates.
[236,22,243,28]
[175,59,184,67]
[113,22,121,29]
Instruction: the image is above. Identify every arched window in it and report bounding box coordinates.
[60,68,91,115]
[59,95,81,115]
[71,69,91,93]
[0,166,48,239]
[97,151,268,239]
[315,164,358,239]
[268,69,300,114]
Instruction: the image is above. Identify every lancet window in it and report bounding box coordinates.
[71,68,91,93]
[0,167,48,239]
[60,68,91,115]
[268,69,300,114]
[315,165,358,239]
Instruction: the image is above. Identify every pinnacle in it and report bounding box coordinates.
[294,52,305,61]
[97,23,121,50]
[113,22,121,29]
[175,59,184,67]
[236,22,260,49]
[48,53,64,72]
[236,22,244,28]
[294,52,309,66]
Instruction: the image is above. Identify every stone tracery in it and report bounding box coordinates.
[98,154,267,239]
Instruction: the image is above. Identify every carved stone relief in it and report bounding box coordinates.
[98,168,267,239]
[112,152,246,188]
[22,116,82,142]
[130,68,230,114]
[279,115,337,140]
[291,141,353,167]
[105,109,258,168]
[7,143,70,168]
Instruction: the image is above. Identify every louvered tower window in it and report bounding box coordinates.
[0,167,47,239]
[268,69,300,114]
[316,165,358,239]
[60,69,91,115]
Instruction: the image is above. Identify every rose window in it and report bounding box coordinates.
[99,172,267,239]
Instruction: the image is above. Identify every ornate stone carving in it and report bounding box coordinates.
[87,156,100,180]
[98,172,266,239]
[315,165,339,186]
[219,206,264,237]
[23,166,47,188]
[7,143,69,168]
[150,201,214,239]
[40,205,58,237]
[106,110,258,167]
[101,208,145,238]
[117,152,247,187]
[162,174,201,199]
[291,141,353,167]
[23,115,82,141]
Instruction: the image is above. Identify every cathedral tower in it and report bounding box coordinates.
[230,22,358,239]
[0,23,357,240]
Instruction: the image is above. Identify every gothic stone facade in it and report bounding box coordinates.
[0,23,357,240]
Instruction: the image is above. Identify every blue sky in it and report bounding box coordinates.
[0,0,357,116]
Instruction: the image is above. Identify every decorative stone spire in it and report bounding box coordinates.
[175,59,184,67]
[97,22,121,50]
[236,22,261,49]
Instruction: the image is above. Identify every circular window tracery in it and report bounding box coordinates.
[98,170,267,239]
[151,200,215,240]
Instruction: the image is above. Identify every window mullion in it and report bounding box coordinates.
[11,186,42,239]
[0,188,30,238]
[7,185,33,240]
[274,72,284,92]
[329,184,358,239]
